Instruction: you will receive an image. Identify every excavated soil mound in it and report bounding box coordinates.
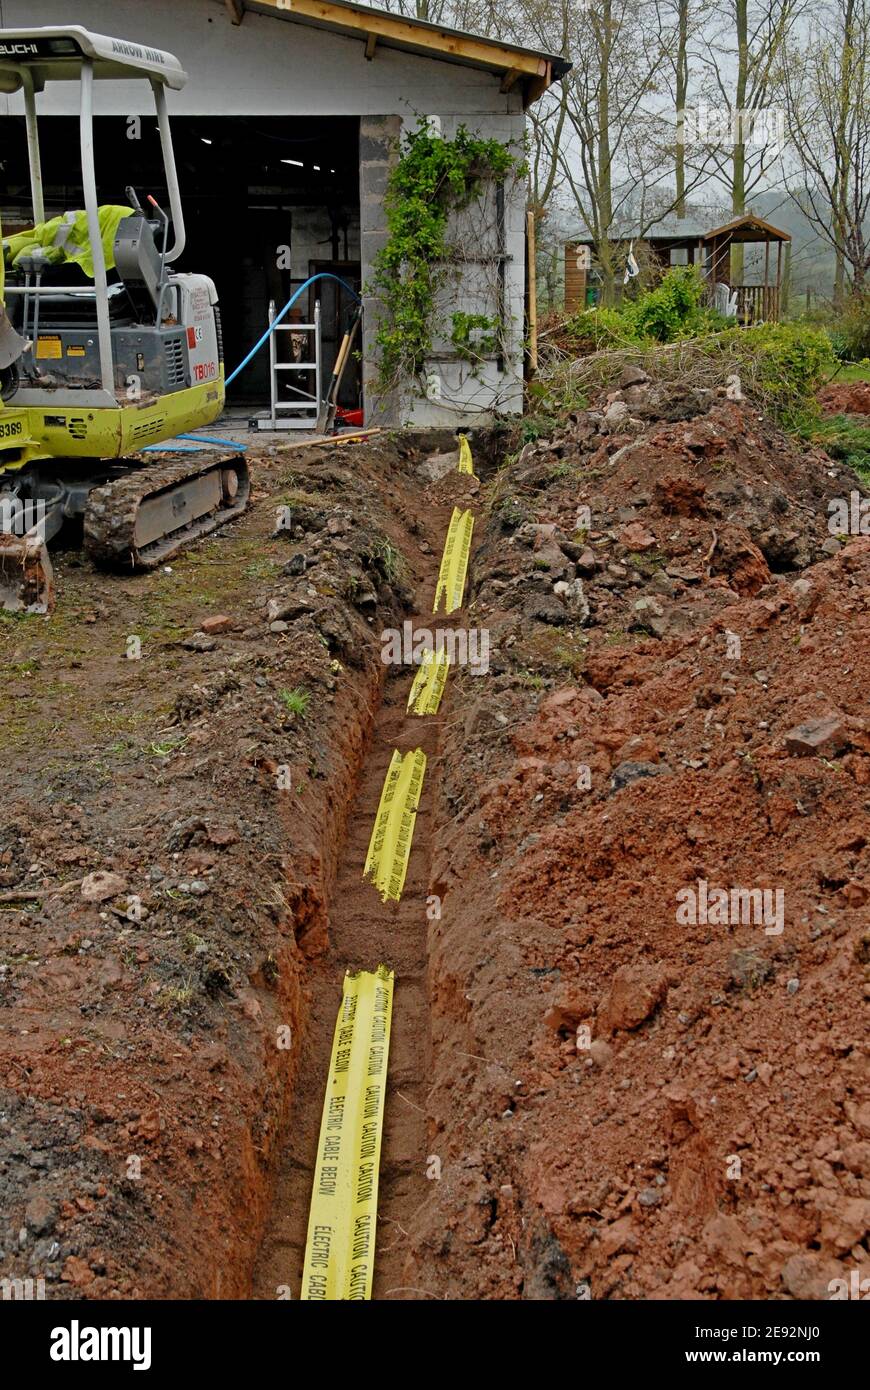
[406,386,870,1300]
[819,381,870,416]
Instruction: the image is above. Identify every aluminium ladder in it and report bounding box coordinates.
[251,297,322,431]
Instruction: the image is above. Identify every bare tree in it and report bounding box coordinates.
[695,0,803,279]
[673,0,691,215]
[548,0,719,295]
[782,0,870,300]
[379,0,458,20]
[655,0,708,215]
[375,0,499,25]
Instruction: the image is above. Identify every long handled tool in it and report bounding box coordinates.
[317,302,364,434]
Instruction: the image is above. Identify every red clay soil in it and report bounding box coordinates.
[402,386,870,1300]
[819,381,870,415]
[0,433,456,1298]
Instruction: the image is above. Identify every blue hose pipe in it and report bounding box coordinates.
[225,272,360,386]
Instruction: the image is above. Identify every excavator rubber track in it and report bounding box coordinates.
[83,448,250,568]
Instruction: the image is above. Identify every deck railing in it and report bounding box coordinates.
[732,284,780,323]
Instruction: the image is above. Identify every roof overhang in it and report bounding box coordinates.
[229,0,570,107]
[631,232,704,245]
[0,26,187,94]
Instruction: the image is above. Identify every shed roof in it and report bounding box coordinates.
[566,214,721,245]
[566,210,791,247]
[702,213,791,243]
[227,0,570,105]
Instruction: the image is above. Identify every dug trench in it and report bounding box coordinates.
[1,379,868,1302]
[0,426,487,1299]
[252,455,482,1301]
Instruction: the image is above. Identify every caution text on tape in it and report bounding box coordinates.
[457,433,476,477]
[363,747,427,902]
[407,647,450,715]
[433,507,474,615]
[300,965,394,1301]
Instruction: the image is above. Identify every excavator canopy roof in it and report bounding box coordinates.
[0,26,187,94]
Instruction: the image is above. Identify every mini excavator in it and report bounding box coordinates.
[0,26,249,612]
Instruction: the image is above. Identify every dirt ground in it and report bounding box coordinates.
[0,431,444,1297]
[819,381,870,416]
[1,381,868,1300]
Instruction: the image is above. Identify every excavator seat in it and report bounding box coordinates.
[3,263,138,331]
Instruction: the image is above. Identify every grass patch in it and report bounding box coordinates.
[627,549,666,575]
[828,360,870,383]
[149,735,188,758]
[513,627,587,680]
[140,623,188,647]
[492,495,529,531]
[364,537,404,586]
[816,414,870,484]
[517,670,545,689]
[548,461,581,481]
[0,610,39,629]
[156,979,195,1013]
[93,708,153,735]
[279,687,310,718]
[275,482,330,506]
[242,558,280,581]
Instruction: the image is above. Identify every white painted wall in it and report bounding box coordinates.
[0,0,523,120]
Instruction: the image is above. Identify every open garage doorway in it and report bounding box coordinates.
[0,113,362,416]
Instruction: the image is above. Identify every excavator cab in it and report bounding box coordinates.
[0,27,248,612]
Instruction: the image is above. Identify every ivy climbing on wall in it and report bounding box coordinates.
[370,118,522,393]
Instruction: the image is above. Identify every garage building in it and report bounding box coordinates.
[0,0,567,425]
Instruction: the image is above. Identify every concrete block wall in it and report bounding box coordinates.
[400,111,526,428]
[357,110,526,427]
[359,114,403,425]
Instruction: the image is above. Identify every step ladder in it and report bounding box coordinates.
[251,298,322,431]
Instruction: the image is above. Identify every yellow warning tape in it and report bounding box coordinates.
[300,965,394,1301]
[407,647,450,716]
[457,433,476,476]
[433,506,474,615]
[364,748,427,902]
